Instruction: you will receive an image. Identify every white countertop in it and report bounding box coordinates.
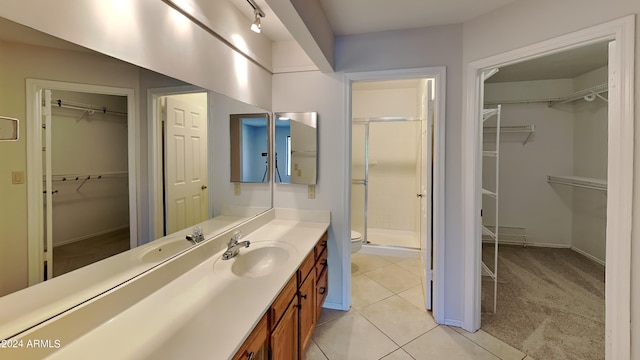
[6,209,329,360]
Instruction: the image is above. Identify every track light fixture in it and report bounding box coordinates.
[247,0,265,33]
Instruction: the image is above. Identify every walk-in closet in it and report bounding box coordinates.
[479,42,608,360]
[47,90,130,277]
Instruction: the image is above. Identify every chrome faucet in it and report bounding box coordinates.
[222,231,250,260]
[185,226,204,244]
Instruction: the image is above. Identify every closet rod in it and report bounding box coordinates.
[484,83,608,106]
[50,99,128,117]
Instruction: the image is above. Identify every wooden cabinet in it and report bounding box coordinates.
[270,275,298,360]
[298,268,316,357]
[236,231,328,360]
[232,313,268,360]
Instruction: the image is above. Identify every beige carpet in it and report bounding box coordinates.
[481,244,605,360]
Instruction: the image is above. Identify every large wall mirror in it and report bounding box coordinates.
[274,112,318,185]
[230,113,270,183]
[0,15,272,337]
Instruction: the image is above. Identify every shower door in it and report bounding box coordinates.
[352,118,422,250]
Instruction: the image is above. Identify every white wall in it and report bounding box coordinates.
[484,80,575,248]
[463,0,640,355]
[572,67,608,263]
[50,90,130,246]
[335,24,465,323]
[272,70,347,309]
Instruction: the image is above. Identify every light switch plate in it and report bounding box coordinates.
[308,185,316,199]
[234,183,241,196]
[12,171,24,184]
[0,116,18,141]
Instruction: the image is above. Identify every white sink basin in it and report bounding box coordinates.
[214,241,296,278]
[140,239,193,263]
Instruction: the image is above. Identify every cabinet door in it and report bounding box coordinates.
[232,314,268,360]
[299,271,317,357]
[271,295,299,360]
[316,268,328,321]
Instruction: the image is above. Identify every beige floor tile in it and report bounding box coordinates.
[381,255,406,264]
[317,307,352,326]
[403,326,500,360]
[450,327,526,360]
[313,312,399,360]
[351,253,393,273]
[365,263,421,294]
[396,257,424,274]
[380,348,415,359]
[359,295,438,346]
[351,273,394,310]
[523,356,536,360]
[397,285,427,312]
[351,261,362,276]
[303,340,328,360]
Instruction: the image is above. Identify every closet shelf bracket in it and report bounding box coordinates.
[547,175,607,191]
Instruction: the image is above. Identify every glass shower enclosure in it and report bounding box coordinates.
[351,117,422,251]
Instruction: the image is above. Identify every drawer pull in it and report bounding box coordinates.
[321,259,328,266]
[300,293,307,300]
[322,240,327,246]
[246,351,254,360]
[319,287,326,295]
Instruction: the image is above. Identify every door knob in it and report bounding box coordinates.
[201,185,207,190]
[416,193,423,198]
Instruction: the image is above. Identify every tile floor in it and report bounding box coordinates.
[304,253,535,360]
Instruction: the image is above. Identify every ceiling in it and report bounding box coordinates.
[317,0,518,36]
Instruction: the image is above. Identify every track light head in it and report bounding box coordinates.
[251,9,262,33]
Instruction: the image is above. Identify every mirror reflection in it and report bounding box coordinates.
[229,113,270,183]
[0,16,272,306]
[274,112,318,185]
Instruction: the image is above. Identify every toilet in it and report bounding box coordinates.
[351,230,363,253]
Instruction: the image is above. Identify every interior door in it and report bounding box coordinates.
[421,81,434,310]
[164,96,208,234]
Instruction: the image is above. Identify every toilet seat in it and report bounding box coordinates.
[351,231,362,253]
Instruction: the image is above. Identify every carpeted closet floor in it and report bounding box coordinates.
[53,228,130,277]
[481,244,605,360]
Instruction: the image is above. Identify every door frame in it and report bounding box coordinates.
[461,15,634,359]
[26,79,137,285]
[344,66,446,322]
[147,86,211,241]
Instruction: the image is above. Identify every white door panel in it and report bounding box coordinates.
[165,96,208,234]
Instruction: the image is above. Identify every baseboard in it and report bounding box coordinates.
[53,225,129,247]
[571,246,605,266]
[360,244,420,258]
[322,301,349,311]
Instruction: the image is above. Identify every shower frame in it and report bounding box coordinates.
[352,116,423,250]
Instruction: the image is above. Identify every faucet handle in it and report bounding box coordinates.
[233,230,242,241]
[193,226,203,236]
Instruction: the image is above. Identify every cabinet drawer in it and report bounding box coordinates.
[314,232,328,261]
[270,275,297,330]
[232,313,268,360]
[316,267,328,317]
[315,247,328,279]
[298,251,315,284]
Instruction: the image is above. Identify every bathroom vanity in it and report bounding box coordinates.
[0,209,330,360]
